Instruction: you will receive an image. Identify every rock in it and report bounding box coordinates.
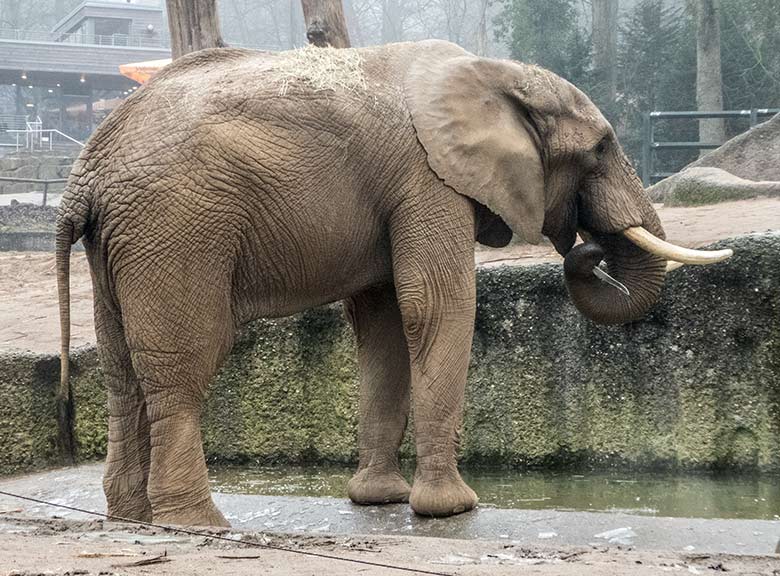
[649,112,780,204]
[0,203,58,233]
[661,167,780,206]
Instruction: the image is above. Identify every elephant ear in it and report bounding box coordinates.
[404,49,549,245]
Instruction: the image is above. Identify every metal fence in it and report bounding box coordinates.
[0,176,67,206]
[6,117,84,153]
[0,27,169,48]
[641,109,780,187]
[0,27,281,51]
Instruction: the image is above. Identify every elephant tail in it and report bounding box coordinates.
[56,226,73,403]
[56,184,90,410]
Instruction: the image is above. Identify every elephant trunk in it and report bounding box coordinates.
[563,221,733,325]
[563,228,666,325]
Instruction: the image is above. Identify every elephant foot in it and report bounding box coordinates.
[348,467,411,505]
[106,499,153,524]
[152,497,230,528]
[410,471,478,517]
[104,472,153,523]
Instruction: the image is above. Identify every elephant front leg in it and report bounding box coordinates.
[391,197,479,517]
[345,285,412,505]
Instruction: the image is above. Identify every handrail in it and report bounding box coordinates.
[0,26,280,51]
[50,130,84,147]
[6,126,84,152]
[0,27,169,49]
[0,176,67,207]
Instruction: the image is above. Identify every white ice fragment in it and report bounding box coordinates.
[538,531,557,539]
[594,526,636,545]
[430,554,478,565]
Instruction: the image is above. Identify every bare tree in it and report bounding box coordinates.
[0,0,21,28]
[290,0,304,48]
[166,0,226,60]
[692,0,725,150]
[474,0,490,55]
[592,0,619,105]
[301,0,351,47]
[382,0,402,42]
[343,0,365,46]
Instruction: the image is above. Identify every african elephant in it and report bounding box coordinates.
[56,40,730,527]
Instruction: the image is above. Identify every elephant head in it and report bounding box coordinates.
[404,42,731,325]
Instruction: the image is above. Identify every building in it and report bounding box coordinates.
[0,0,171,150]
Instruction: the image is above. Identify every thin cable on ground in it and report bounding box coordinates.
[0,489,453,576]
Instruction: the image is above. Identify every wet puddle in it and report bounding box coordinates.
[209,465,780,520]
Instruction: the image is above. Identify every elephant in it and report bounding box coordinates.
[56,40,731,527]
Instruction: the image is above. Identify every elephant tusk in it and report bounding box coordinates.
[622,227,733,265]
[666,261,684,272]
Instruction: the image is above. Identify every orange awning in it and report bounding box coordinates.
[119,58,171,84]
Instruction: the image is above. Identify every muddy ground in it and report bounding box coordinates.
[1,197,778,354]
[0,514,778,576]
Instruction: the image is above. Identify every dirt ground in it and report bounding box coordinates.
[1,197,778,355]
[0,515,778,576]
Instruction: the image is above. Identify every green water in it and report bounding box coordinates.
[209,465,780,521]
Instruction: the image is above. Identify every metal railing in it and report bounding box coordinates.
[0,27,280,51]
[641,108,780,186]
[0,176,67,206]
[0,115,28,131]
[6,117,84,153]
[0,27,169,48]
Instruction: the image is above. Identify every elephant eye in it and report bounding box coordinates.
[594,138,609,157]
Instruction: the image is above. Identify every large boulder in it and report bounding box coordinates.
[660,167,780,206]
[649,113,780,205]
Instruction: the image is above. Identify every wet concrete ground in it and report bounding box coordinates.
[1,463,778,557]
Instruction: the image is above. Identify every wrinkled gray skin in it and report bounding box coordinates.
[56,40,665,527]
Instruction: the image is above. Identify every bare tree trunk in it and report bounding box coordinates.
[228,0,251,46]
[693,0,725,151]
[289,0,304,48]
[592,0,618,105]
[166,0,226,60]
[475,0,489,56]
[342,0,364,46]
[301,0,351,48]
[0,0,21,27]
[381,0,402,43]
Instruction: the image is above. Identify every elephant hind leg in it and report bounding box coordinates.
[122,278,235,528]
[345,284,412,505]
[95,298,152,523]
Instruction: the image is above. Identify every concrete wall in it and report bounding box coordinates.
[1,233,778,475]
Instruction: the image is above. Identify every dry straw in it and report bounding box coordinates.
[273,45,367,95]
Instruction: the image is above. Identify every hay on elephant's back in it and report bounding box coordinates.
[273,45,367,95]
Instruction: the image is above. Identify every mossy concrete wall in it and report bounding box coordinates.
[0,354,61,473]
[1,233,778,475]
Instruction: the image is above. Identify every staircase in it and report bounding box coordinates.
[2,116,84,155]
